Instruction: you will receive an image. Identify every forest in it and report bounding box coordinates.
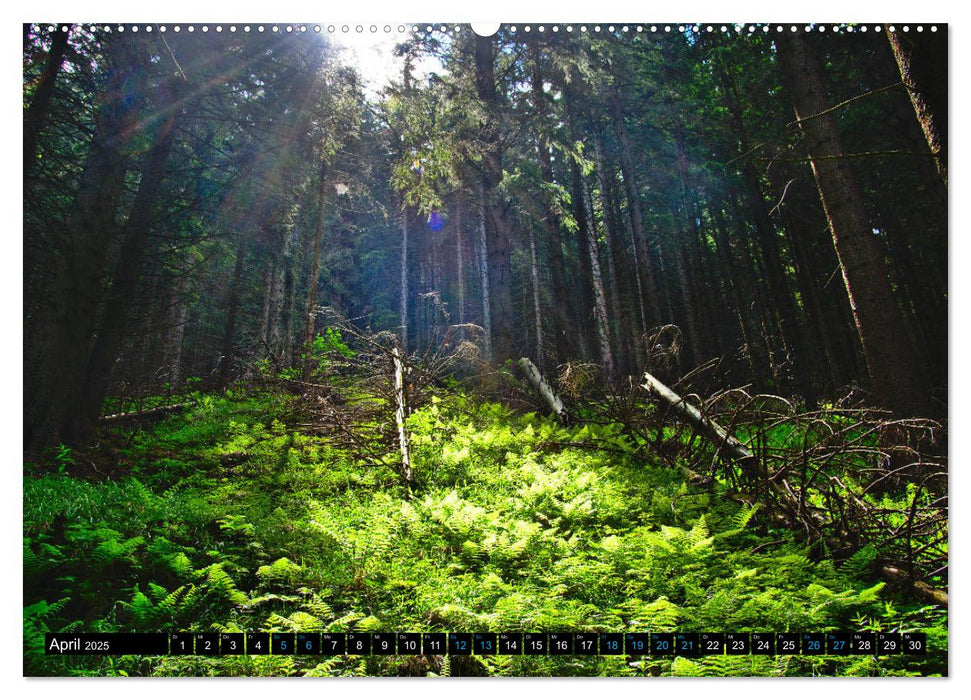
[23,22,947,677]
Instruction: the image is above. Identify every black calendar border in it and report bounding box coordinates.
[43,631,929,656]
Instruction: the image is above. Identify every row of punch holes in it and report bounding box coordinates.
[40,24,940,35]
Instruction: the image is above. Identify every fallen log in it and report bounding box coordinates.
[641,370,753,464]
[518,357,568,424]
[881,564,948,607]
[641,370,948,608]
[100,402,191,423]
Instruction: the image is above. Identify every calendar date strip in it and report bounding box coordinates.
[45,631,928,656]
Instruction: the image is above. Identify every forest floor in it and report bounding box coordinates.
[23,380,947,676]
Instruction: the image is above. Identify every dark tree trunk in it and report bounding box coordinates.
[474,34,515,363]
[23,24,71,175]
[711,205,761,384]
[25,33,143,453]
[77,77,186,437]
[592,132,624,361]
[531,49,576,364]
[569,159,598,364]
[303,162,328,380]
[887,26,947,187]
[455,200,465,329]
[608,87,663,330]
[776,32,932,417]
[719,68,819,407]
[399,202,410,353]
[579,165,617,381]
[474,186,493,362]
[216,234,247,391]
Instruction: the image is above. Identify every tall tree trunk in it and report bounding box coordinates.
[711,205,761,384]
[25,33,143,452]
[216,234,247,391]
[164,267,191,390]
[718,68,818,407]
[475,188,493,363]
[532,50,576,364]
[399,204,410,353]
[474,34,515,362]
[303,162,328,380]
[605,168,642,372]
[455,200,465,330]
[24,24,71,175]
[887,27,947,187]
[527,225,545,370]
[776,32,932,417]
[766,163,846,392]
[671,220,703,370]
[77,76,186,436]
[592,132,624,358]
[608,87,663,330]
[579,168,616,381]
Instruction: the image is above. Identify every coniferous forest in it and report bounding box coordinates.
[23,22,948,677]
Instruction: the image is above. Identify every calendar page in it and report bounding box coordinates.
[23,15,948,679]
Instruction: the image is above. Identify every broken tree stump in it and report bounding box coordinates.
[392,346,414,487]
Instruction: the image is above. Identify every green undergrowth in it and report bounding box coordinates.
[24,386,947,676]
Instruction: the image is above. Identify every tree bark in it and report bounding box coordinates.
[24,24,71,175]
[455,200,465,329]
[25,32,143,452]
[592,132,624,359]
[609,87,663,330]
[579,168,617,382]
[717,65,818,407]
[527,225,545,370]
[519,357,567,424]
[216,233,247,391]
[642,370,754,465]
[532,50,577,364]
[392,346,414,487]
[474,33,515,362]
[399,203,410,353]
[303,162,328,380]
[711,205,762,384]
[475,187,493,363]
[776,32,932,417]
[887,27,947,187]
[77,74,186,435]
